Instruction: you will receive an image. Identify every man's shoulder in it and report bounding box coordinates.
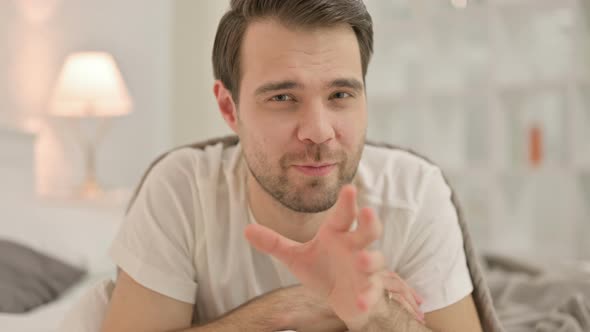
[134,142,242,223]
[362,143,437,171]
[361,143,439,183]
[151,140,241,180]
[358,143,441,210]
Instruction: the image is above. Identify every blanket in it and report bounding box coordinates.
[485,255,590,332]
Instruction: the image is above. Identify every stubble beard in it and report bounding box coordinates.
[245,141,364,213]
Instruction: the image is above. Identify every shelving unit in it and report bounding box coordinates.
[365,0,590,259]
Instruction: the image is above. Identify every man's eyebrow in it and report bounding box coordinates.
[254,80,303,96]
[254,78,364,96]
[327,78,364,92]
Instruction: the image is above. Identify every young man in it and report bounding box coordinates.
[100,0,483,331]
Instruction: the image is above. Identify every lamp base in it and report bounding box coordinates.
[78,178,103,199]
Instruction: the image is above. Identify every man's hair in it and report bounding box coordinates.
[212,0,374,102]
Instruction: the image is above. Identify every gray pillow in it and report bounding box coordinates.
[0,239,86,313]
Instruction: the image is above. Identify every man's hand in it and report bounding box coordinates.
[382,271,425,324]
[285,273,425,332]
[245,185,386,328]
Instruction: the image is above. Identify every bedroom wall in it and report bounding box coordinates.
[0,0,172,195]
[171,0,232,146]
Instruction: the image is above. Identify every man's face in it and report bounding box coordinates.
[237,19,367,213]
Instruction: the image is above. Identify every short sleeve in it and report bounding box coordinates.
[397,167,473,313]
[109,149,199,304]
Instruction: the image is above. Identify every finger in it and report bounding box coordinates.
[398,287,423,321]
[411,287,424,305]
[244,224,299,264]
[350,207,382,248]
[390,293,425,323]
[356,250,385,274]
[326,184,358,232]
[383,274,423,319]
[356,274,383,312]
[387,272,424,305]
[382,275,404,293]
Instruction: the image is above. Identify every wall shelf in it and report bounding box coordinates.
[365,0,590,260]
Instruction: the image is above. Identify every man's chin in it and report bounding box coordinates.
[295,177,336,193]
[281,182,340,213]
[283,197,337,213]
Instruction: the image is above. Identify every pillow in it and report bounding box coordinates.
[0,238,86,313]
[0,199,121,275]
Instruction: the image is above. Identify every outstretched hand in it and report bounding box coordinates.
[244,185,385,325]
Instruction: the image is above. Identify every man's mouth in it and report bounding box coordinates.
[292,163,336,176]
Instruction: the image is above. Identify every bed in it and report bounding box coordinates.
[4,130,588,332]
[0,125,121,332]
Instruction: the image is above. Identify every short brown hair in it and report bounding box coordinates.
[212,0,374,102]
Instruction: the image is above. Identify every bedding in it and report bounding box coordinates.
[57,277,114,332]
[0,272,114,332]
[485,254,590,332]
[0,239,86,313]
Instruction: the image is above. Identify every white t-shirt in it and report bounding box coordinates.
[109,141,473,323]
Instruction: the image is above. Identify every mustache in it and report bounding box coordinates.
[280,144,346,167]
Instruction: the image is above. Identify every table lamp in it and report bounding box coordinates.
[49,51,133,198]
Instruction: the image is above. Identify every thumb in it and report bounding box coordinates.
[326,184,358,232]
[244,224,299,264]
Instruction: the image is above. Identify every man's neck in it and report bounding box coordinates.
[246,173,329,244]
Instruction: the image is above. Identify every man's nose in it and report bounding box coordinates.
[296,101,335,145]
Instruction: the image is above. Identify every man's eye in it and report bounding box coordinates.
[331,92,352,99]
[270,94,294,102]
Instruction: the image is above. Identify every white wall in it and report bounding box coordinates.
[0,0,172,195]
[171,0,232,146]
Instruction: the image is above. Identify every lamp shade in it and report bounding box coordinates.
[49,52,133,117]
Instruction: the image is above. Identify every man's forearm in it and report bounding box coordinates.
[174,286,430,332]
[175,285,345,332]
[175,287,293,332]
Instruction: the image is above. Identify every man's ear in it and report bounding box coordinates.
[214,80,239,134]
